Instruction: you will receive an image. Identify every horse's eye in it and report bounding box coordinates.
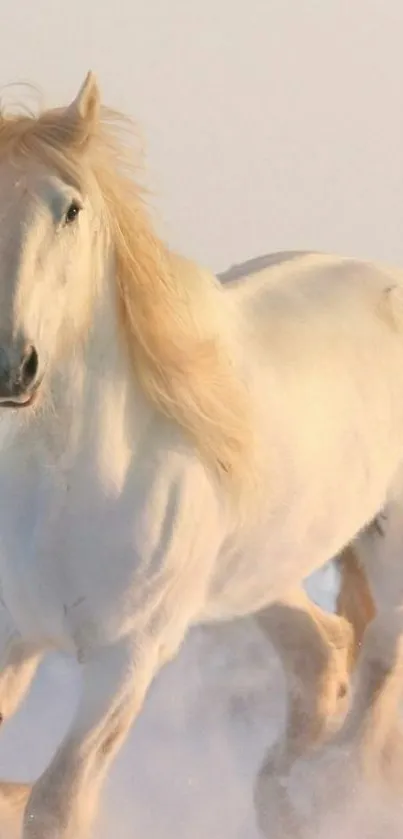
[64,201,82,225]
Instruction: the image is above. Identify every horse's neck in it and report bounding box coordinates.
[13,269,155,489]
[4,251,241,487]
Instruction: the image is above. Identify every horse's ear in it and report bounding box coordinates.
[59,71,100,148]
[68,72,100,125]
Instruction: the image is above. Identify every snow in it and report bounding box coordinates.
[0,562,402,838]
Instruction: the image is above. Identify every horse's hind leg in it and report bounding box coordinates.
[336,544,377,670]
[256,584,354,759]
[331,608,403,791]
[331,501,403,784]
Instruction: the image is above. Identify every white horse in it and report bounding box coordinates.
[0,71,403,838]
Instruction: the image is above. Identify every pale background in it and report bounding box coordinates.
[0,2,402,837]
[1,0,402,273]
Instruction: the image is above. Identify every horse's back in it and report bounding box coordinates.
[219,250,403,360]
[219,249,403,300]
[217,250,310,286]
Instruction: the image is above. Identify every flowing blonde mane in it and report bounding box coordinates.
[0,82,257,503]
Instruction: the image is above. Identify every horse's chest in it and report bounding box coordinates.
[0,456,134,645]
[0,461,65,636]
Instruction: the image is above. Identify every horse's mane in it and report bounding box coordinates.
[0,90,257,504]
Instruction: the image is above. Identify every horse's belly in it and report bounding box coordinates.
[200,463,397,623]
[199,537,317,623]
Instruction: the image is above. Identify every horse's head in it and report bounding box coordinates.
[0,73,255,503]
[0,73,102,409]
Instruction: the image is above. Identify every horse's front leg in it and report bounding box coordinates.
[0,608,43,832]
[22,634,163,839]
[0,642,43,723]
[0,603,43,724]
[256,586,354,760]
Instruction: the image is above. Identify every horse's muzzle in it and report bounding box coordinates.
[0,345,40,408]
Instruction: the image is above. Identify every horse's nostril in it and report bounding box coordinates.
[21,346,38,387]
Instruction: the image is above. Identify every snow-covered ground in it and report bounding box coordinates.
[0,562,402,838]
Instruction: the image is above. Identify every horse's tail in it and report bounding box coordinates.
[336,544,376,670]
